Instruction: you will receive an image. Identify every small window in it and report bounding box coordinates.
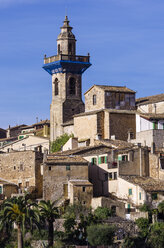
[111,205,116,215]
[82,201,86,205]
[0,186,2,194]
[93,95,96,105]
[153,121,158,130]
[160,158,164,170]
[54,78,59,96]
[69,77,76,95]
[129,188,132,196]
[25,181,29,188]
[66,165,70,171]
[104,173,108,180]
[91,157,97,165]
[99,156,107,164]
[82,186,86,192]
[20,163,23,171]
[49,166,51,171]
[152,193,158,200]
[139,192,142,200]
[109,173,112,180]
[114,172,117,180]
[122,155,128,161]
[14,166,16,170]
[58,44,60,54]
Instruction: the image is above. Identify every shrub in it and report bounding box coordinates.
[51,133,73,152]
[94,207,112,220]
[87,224,115,246]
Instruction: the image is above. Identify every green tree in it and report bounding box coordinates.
[38,200,59,248]
[148,222,164,248]
[0,195,39,248]
[158,201,164,219]
[135,217,149,238]
[87,224,115,246]
[94,207,112,220]
[51,133,73,152]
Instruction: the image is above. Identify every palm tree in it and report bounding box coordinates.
[39,200,59,248]
[0,195,40,248]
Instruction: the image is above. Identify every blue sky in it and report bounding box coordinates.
[0,0,164,128]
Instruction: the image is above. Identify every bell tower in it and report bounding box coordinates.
[43,16,91,141]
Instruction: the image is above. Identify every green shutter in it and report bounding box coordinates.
[139,192,141,200]
[91,158,94,165]
[127,203,131,209]
[153,122,155,129]
[98,157,101,164]
[105,156,107,163]
[0,186,2,194]
[118,155,122,161]
[129,188,132,195]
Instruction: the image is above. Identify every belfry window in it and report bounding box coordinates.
[69,77,76,95]
[58,44,60,54]
[54,78,59,96]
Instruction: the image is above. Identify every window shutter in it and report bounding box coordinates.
[98,157,101,164]
[0,186,2,194]
[91,158,94,165]
[118,155,122,161]
[105,156,107,163]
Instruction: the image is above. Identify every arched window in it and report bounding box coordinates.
[69,43,73,55]
[54,78,59,96]
[69,77,76,95]
[58,44,60,54]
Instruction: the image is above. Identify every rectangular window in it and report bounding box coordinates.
[152,193,158,200]
[0,186,2,194]
[93,95,96,105]
[91,157,97,165]
[82,186,86,192]
[109,173,112,180]
[25,181,29,188]
[139,192,142,200]
[104,173,108,181]
[160,159,164,170]
[114,172,117,180]
[153,121,158,130]
[66,165,70,171]
[49,166,51,171]
[99,156,107,164]
[129,188,132,195]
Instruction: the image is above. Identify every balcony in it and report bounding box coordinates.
[44,53,90,64]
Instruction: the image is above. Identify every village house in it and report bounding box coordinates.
[0,178,18,203]
[43,154,93,208]
[0,135,49,153]
[0,128,6,139]
[18,119,50,140]
[136,93,164,114]
[130,112,164,148]
[6,124,27,138]
[0,150,43,198]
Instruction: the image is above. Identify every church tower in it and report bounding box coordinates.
[43,16,91,141]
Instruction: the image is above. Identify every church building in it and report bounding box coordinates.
[43,17,136,144]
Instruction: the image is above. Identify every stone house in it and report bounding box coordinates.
[114,175,164,219]
[0,128,6,139]
[149,150,164,181]
[6,124,27,138]
[0,135,49,152]
[43,154,93,208]
[0,150,43,198]
[19,119,50,139]
[0,178,18,202]
[74,109,136,145]
[85,85,136,112]
[136,93,164,114]
[131,112,164,148]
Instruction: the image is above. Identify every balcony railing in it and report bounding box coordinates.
[44,53,90,64]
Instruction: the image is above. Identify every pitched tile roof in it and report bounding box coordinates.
[138,112,164,120]
[120,175,164,192]
[85,85,136,95]
[46,155,88,165]
[136,93,164,106]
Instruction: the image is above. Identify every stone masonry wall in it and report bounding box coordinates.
[109,113,136,141]
[0,151,43,197]
[43,164,89,202]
